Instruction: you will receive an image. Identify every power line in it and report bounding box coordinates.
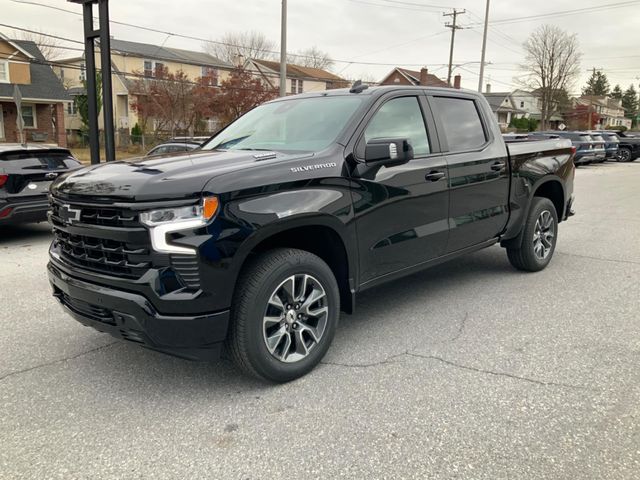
[468,0,640,26]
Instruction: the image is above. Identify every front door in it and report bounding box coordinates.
[351,94,450,285]
[428,94,510,252]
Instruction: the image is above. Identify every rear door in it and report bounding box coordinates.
[0,151,80,199]
[428,93,510,252]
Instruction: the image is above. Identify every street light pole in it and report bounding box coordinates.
[279,0,287,97]
[477,0,490,93]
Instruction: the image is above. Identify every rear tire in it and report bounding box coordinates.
[617,147,632,162]
[226,248,340,383]
[506,197,558,272]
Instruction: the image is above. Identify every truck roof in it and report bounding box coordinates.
[265,85,481,103]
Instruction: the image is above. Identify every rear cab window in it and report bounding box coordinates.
[431,96,487,152]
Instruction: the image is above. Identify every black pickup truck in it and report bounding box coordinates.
[48,85,575,382]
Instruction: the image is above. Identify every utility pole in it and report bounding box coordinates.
[477,0,490,93]
[444,9,465,86]
[68,0,115,164]
[279,0,287,97]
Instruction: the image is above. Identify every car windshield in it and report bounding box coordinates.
[201,96,364,153]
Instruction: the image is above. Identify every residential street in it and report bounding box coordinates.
[1,162,639,479]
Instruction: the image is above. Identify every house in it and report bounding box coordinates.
[482,90,525,130]
[509,88,564,130]
[575,96,631,129]
[54,38,234,138]
[378,67,454,88]
[245,59,348,94]
[0,33,70,146]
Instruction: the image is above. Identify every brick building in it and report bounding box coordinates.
[0,33,70,146]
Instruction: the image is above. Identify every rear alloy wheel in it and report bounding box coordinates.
[506,197,558,272]
[617,147,632,162]
[227,248,339,382]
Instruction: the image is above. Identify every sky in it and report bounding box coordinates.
[2,0,640,94]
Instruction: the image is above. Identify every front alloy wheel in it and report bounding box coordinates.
[227,248,339,382]
[263,274,329,363]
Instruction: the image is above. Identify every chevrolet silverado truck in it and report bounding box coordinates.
[48,85,575,382]
[0,144,81,225]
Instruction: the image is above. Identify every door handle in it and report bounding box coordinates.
[491,161,506,171]
[425,171,446,181]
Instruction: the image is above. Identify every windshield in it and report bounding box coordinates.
[201,96,364,153]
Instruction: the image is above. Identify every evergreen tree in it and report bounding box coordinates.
[622,85,638,117]
[582,70,610,96]
[611,84,623,100]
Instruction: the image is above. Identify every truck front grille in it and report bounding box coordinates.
[53,227,151,278]
[50,198,139,228]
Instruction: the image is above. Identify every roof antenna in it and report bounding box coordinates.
[349,80,369,94]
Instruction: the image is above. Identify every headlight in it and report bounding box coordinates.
[140,196,219,255]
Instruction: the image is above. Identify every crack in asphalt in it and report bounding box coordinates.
[321,351,408,369]
[0,341,120,383]
[323,350,592,391]
[449,312,468,343]
[556,251,640,266]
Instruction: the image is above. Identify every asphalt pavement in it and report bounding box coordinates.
[1,161,639,479]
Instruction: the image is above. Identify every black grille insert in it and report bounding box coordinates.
[50,199,139,228]
[53,228,150,278]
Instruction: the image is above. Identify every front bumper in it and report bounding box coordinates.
[48,262,229,360]
[0,197,49,224]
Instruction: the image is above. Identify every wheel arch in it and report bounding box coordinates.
[231,215,357,314]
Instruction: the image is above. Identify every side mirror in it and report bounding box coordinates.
[364,138,413,166]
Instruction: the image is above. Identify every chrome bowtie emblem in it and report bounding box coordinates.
[59,204,81,224]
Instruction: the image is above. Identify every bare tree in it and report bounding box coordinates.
[203,31,276,64]
[519,25,581,130]
[18,29,64,60]
[288,46,334,70]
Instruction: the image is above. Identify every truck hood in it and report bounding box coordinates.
[50,150,304,202]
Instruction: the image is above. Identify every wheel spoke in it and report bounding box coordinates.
[268,292,285,312]
[300,287,326,317]
[280,276,296,304]
[293,329,309,357]
[265,326,288,355]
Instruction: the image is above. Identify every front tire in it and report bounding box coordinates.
[506,197,558,272]
[226,248,340,382]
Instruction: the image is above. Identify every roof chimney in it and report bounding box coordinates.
[453,74,461,90]
[486,83,491,93]
[419,67,429,86]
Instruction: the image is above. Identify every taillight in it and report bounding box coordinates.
[0,206,12,218]
[570,146,577,156]
[0,174,7,188]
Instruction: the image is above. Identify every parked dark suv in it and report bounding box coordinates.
[591,131,620,160]
[532,131,598,165]
[0,144,81,224]
[614,131,640,162]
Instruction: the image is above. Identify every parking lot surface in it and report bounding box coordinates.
[1,162,639,479]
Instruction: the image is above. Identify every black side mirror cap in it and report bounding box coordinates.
[364,138,414,166]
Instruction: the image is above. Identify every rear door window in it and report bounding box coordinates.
[431,96,487,152]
